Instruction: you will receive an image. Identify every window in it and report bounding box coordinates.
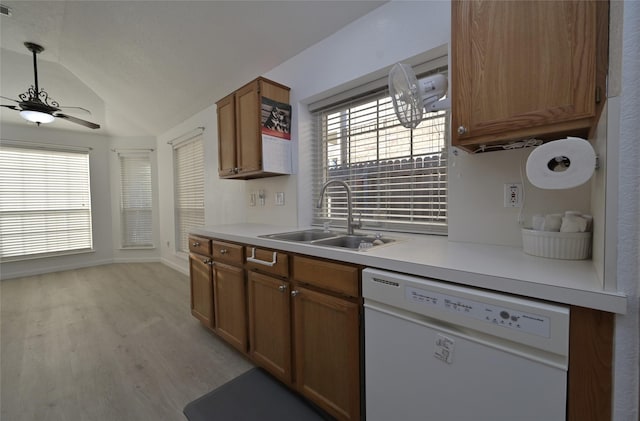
[311,65,449,234]
[173,135,204,253]
[118,151,153,248]
[0,144,93,260]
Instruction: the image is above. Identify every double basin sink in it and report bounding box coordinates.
[259,229,396,251]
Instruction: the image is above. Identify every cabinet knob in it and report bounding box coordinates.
[220,249,228,254]
[290,290,299,297]
[228,169,235,174]
[234,167,239,173]
[278,285,287,292]
[457,126,467,135]
[192,241,200,247]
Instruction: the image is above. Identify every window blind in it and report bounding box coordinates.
[119,151,153,248]
[0,145,93,259]
[312,66,449,234]
[173,135,204,253]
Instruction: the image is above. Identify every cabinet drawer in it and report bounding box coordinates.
[245,246,289,278]
[212,241,244,266]
[293,256,359,297]
[189,235,212,256]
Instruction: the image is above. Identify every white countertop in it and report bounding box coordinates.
[192,223,627,314]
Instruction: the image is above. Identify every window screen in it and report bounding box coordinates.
[119,151,153,248]
[0,145,93,259]
[312,67,449,234]
[173,135,204,253]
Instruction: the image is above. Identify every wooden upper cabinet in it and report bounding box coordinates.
[216,77,291,179]
[451,0,608,151]
[235,80,262,175]
[217,94,236,177]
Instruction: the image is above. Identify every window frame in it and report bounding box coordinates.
[0,142,94,261]
[117,150,154,249]
[310,61,449,235]
[172,134,205,254]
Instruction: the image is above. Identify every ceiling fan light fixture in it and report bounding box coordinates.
[20,109,55,124]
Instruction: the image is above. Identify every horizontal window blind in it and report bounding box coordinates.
[119,152,153,248]
[312,66,449,234]
[173,135,204,253]
[0,145,93,259]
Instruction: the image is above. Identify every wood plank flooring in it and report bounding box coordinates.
[1,263,253,421]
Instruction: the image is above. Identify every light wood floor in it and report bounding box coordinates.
[1,263,253,421]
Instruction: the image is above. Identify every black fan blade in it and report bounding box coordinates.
[58,105,91,115]
[1,104,20,110]
[1,96,20,103]
[55,113,100,129]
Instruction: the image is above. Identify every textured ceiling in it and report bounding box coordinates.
[0,1,385,136]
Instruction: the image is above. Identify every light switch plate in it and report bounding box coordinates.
[249,192,257,207]
[275,192,285,206]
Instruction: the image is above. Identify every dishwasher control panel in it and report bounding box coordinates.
[405,286,550,338]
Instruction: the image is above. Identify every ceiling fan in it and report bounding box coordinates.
[0,42,100,129]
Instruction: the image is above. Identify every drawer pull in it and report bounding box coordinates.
[219,249,228,255]
[192,241,200,247]
[278,285,287,292]
[291,290,299,297]
[247,248,277,267]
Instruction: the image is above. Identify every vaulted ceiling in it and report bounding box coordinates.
[0,1,385,136]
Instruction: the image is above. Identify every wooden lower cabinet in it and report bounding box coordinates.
[189,253,213,328]
[247,271,292,383]
[212,262,247,352]
[292,285,360,421]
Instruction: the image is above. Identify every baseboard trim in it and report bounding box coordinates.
[0,259,114,280]
[161,258,189,276]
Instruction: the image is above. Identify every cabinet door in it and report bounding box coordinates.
[189,253,213,328]
[217,93,237,177]
[292,286,360,421]
[213,262,247,353]
[451,0,598,148]
[235,80,262,174]
[247,272,292,383]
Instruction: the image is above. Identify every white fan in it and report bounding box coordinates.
[388,63,450,129]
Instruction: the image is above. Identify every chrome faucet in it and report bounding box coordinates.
[316,179,360,235]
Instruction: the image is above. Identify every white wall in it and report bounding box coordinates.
[156,105,247,274]
[612,1,640,419]
[0,123,114,278]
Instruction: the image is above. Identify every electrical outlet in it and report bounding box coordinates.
[275,192,285,206]
[504,183,522,208]
[249,192,257,207]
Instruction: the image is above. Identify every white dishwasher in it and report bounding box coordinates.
[363,268,570,421]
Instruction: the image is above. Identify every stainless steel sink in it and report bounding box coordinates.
[260,229,341,242]
[313,235,395,250]
[260,229,396,251]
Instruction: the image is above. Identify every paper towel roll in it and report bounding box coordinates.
[526,137,596,189]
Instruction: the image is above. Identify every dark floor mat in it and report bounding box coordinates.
[183,367,334,421]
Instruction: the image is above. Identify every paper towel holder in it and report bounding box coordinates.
[525,137,599,190]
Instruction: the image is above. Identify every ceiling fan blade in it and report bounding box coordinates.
[0,95,20,103]
[55,113,100,129]
[58,105,92,115]
[1,104,20,110]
